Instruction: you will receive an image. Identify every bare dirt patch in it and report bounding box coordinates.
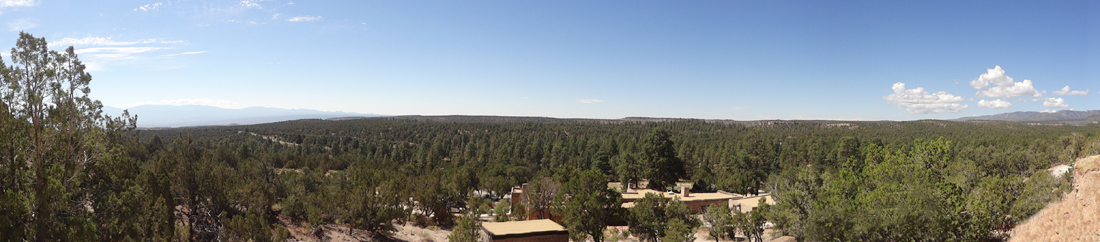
[1010,155,1100,242]
[282,217,451,242]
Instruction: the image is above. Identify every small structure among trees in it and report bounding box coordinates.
[481,219,568,242]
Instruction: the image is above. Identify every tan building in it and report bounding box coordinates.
[510,181,774,216]
[729,194,774,213]
[620,186,745,213]
[481,219,569,242]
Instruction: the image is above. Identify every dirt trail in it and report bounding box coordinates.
[1010,155,1100,242]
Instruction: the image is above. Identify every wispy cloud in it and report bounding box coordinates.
[134,2,163,11]
[162,51,206,57]
[50,37,158,47]
[46,36,196,71]
[883,82,967,114]
[6,19,36,31]
[74,47,168,68]
[80,46,163,70]
[577,99,603,104]
[288,16,321,22]
[0,0,37,8]
[1052,85,1089,96]
[75,47,165,55]
[118,98,241,109]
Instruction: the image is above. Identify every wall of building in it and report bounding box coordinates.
[491,233,569,242]
[682,199,729,213]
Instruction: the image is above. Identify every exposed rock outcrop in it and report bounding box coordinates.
[1010,155,1100,242]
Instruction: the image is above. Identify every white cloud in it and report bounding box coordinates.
[226,19,261,25]
[118,98,241,109]
[577,99,603,104]
[134,2,162,11]
[1042,97,1069,108]
[239,0,261,8]
[50,37,158,47]
[81,62,106,72]
[272,13,280,19]
[288,16,321,22]
[968,66,1041,98]
[50,37,186,48]
[0,0,36,8]
[47,36,187,71]
[73,47,167,71]
[1052,85,1089,96]
[75,47,165,55]
[6,19,36,31]
[883,82,967,114]
[977,99,1012,109]
[162,51,206,57]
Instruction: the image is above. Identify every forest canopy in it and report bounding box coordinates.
[2,32,1099,241]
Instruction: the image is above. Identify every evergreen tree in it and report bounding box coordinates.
[628,193,699,242]
[640,128,684,190]
[554,169,623,242]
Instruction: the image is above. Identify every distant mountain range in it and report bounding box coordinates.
[955,110,1100,122]
[102,105,381,128]
[102,105,1099,128]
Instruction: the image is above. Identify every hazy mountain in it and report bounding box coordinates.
[102,105,381,127]
[955,110,1100,122]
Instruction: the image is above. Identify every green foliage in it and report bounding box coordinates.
[523,176,561,220]
[339,164,409,237]
[1,35,1095,241]
[641,128,686,190]
[614,152,645,190]
[739,198,769,242]
[448,196,482,242]
[628,193,700,242]
[767,137,1088,241]
[554,169,624,242]
[663,218,697,242]
[702,203,733,241]
[511,202,528,221]
[492,199,511,222]
[0,32,136,241]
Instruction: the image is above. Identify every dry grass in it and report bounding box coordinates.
[1010,155,1100,242]
[281,216,452,242]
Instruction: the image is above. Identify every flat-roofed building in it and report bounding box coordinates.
[481,219,569,242]
[729,194,775,213]
[620,186,742,213]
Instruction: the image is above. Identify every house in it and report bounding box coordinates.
[729,194,775,213]
[508,183,561,221]
[620,186,742,213]
[481,219,569,242]
[510,181,774,217]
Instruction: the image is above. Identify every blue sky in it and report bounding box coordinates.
[2,0,1097,120]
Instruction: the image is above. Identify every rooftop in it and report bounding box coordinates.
[730,195,775,212]
[481,219,567,236]
[620,189,741,202]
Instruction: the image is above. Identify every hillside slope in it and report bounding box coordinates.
[957,110,1100,122]
[1010,155,1100,242]
[103,105,380,127]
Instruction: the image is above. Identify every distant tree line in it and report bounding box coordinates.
[2,32,1099,241]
